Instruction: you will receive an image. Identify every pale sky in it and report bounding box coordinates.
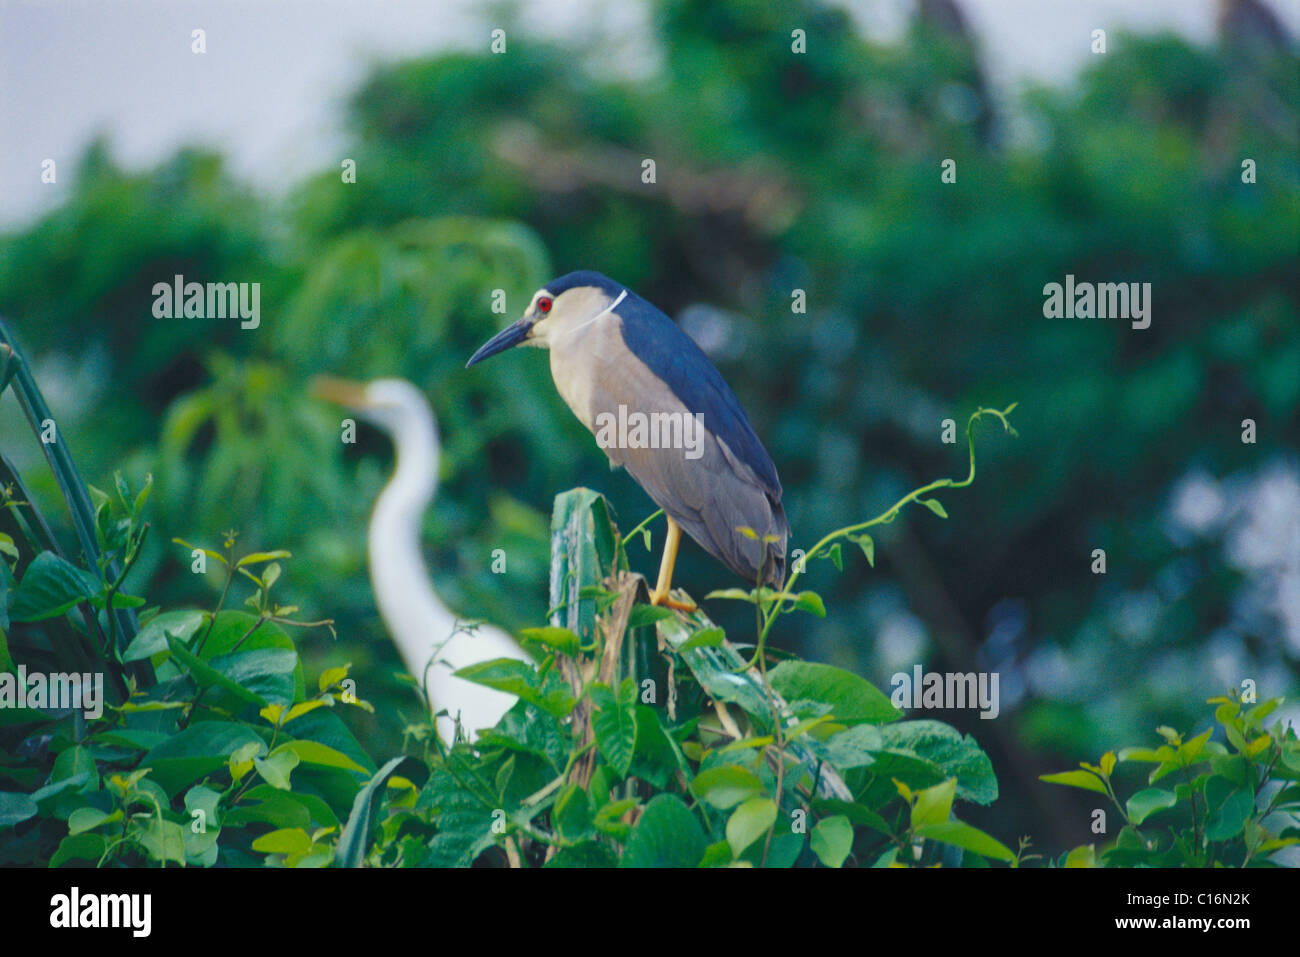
[1,0,1296,227]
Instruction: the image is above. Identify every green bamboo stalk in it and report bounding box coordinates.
[0,450,63,560]
[0,319,148,682]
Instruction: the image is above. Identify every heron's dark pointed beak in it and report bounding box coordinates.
[466,317,533,368]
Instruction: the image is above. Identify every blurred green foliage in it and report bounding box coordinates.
[0,0,1296,853]
[1042,695,1300,866]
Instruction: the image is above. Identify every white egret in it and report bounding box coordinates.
[311,376,530,743]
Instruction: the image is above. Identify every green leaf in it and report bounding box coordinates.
[30,774,92,806]
[8,552,101,622]
[781,714,834,740]
[273,739,367,774]
[552,784,594,842]
[0,791,38,828]
[236,550,292,568]
[338,757,418,868]
[1180,727,1214,762]
[810,815,854,867]
[691,766,764,810]
[1243,698,1279,732]
[702,582,759,605]
[50,832,107,867]
[209,648,298,708]
[793,591,826,618]
[481,702,568,774]
[453,658,574,720]
[67,806,121,835]
[1126,787,1177,825]
[423,759,504,868]
[826,543,843,571]
[626,605,675,629]
[1064,845,1097,868]
[172,539,228,567]
[185,785,222,829]
[593,798,638,840]
[726,797,777,857]
[252,827,312,855]
[679,626,725,650]
[812,798,893,837]
[518,626,582,656]
[619,794,706,868]
[228,740,263,782]
[134,817,186,865]
[222,786,314,830]
[630,705,689,788]
[745,829,804,868]
[545,841,619,868]
[915,821,1016,862]
[911,777,956,829]
[196,612,306,701]
[283,708,376,777]
[277,700,330,724]
[703,587,760,604]
[112,471,132,513]
[769,661,901,724]
[97,591,146,610]
[95,729,169,751]
[816,723,883,768]
[856,535,875,567]
[131,473,153,518]
[589,679,638,777]
[140,723,266,795]
[166,634,267,708]
[1118,746,1162,762]
[1100,751,1117,777]
[318,665,350,693]
[255,749,301,790]
[919,498,948,519]
[717,735,774,754]
[1040,769,1108,795]
[699,841,734,868]
[1204,782,1253,842]
[874,721,999,805]
[52,745,96,785]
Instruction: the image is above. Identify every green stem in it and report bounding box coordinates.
[745,404,1017,668]
[194,554,238,656]
[622,508,664,555]
[230,615,268,653]
[104,523,150,663]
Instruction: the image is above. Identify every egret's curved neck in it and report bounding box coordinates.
[366,411,447,680]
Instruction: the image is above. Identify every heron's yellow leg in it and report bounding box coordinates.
[648,516,697,612]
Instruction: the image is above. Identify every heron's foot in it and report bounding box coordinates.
[649,588,697,613]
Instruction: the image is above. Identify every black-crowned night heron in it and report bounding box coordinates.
[467,271,788,610]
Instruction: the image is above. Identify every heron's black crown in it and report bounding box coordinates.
[544,270,625,298]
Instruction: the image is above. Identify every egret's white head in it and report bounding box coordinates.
[313,376,435,438]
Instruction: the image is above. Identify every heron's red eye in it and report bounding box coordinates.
[537,296,552,314]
